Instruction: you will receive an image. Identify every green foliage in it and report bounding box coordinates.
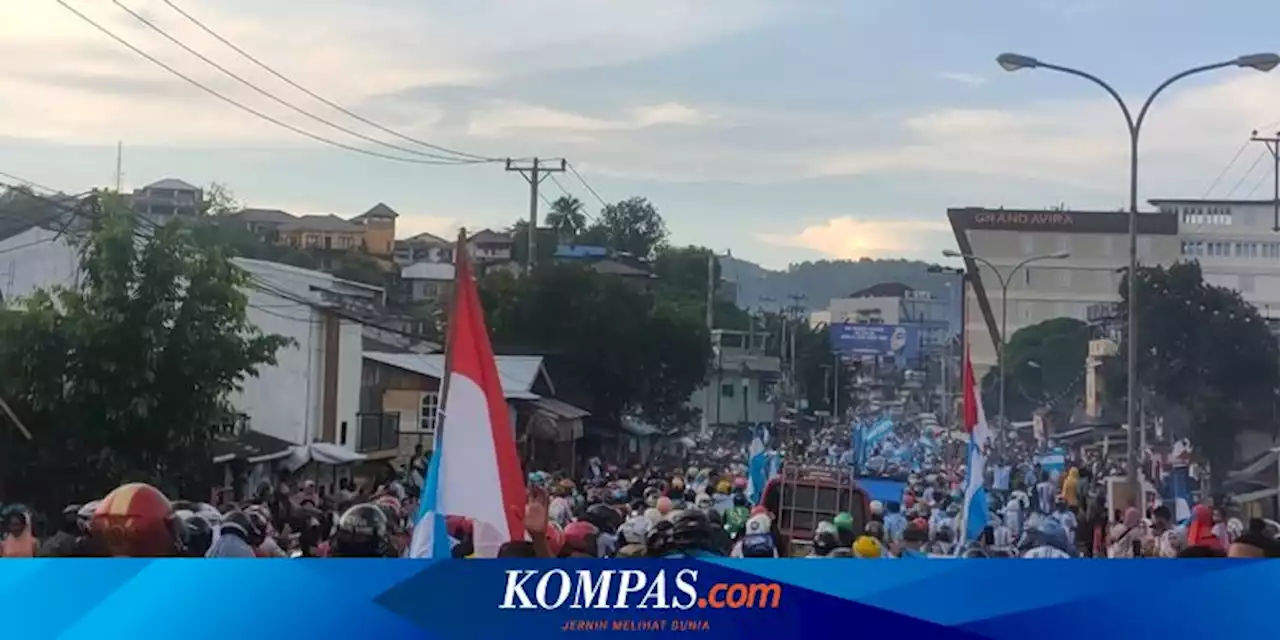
[480,263,711,426]
[184,217,389,287]
[980,317,1090,421]
[793,321,854,415]
[0,194,291,513]
[200,182,240,216]
[584,197,669,259]
[545,196,587,241]
[651,245,751,330]
[1119,261,1279,488]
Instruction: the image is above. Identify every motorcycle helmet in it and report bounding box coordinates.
[91,483,181,557]
[583,504,622,535]
[332,504,390,557]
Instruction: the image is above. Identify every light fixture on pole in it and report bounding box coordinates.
[993,51,1279,502]
[942,249,1069,459]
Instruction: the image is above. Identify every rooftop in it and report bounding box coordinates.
[401,262,455,281]
[354,202,399,220]
[143,178,200,191]
[363,351,549,399]
[279,214,364,233]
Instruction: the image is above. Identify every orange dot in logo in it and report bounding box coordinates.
[697,598,707,608]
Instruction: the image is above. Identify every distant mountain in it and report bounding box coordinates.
[719,255,959,313]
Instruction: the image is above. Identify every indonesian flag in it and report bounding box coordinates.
[960,345,993,543]
[409,232,526,558]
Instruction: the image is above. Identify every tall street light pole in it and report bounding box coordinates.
[942,249,1070,460]
[995,51,1280,506]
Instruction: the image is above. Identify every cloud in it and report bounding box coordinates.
[756,217,952,260]
[809,72,1280,196]
[466,102,711,139]
[938,72,986,86]
[0,0,776,146]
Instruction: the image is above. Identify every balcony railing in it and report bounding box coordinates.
[356,411,400,453]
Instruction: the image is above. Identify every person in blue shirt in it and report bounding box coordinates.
[897,519,930,558]
[883,501,908,544]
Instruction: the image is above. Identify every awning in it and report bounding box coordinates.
[211,430,294,464]
[527,398,589,442]
[282,442,368,471]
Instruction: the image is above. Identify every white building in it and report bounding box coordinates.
[687,330,781,426]
[401,261,455,303]
[128,178,203,223]
[1151,198,1280,320]
[947,207,1181,378]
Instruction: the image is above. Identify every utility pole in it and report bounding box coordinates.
[114,141,124,192]
[505,158,566,274]
[1252,130,1280,232]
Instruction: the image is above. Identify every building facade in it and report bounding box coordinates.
[1151,198,1280,320]
[947,207,1181,378]
[129,178,203,223]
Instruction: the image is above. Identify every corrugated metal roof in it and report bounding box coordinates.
[363,351,546,399]
[532,397,590,419]
[279,214,363,233]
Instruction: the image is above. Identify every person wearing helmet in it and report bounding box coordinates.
[208,509,264,558]
[646,509,722,558]
[811,522,841,557]
[852,535,884,559]
[562,521,600,558]
[732,513,778,558]
[39,505,84,557]
[583,504,622,557]
[723,494,750,538]
[91,483,182,557]
[869,500,884,523]
[331,504,392,557]
[833,512,856,547]
[176,510,215,558]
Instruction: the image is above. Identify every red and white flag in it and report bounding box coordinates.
[409,232,525,558]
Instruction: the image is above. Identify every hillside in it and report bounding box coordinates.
[720,255,959,313]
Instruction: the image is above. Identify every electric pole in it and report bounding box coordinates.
[1251,130,1280,232]
[505,157,566,274]
[114,141,124,192]
[702,250,716,437]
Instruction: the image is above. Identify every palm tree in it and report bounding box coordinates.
[545,195,587,241]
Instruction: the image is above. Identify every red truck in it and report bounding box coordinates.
[760,464,871,556]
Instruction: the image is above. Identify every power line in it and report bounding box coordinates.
[56,0,491,167]
[566,161,609,208]
[159,0,495,163]
[1226,149,1267,198]
[113,0,479,164]
[1201,138,1250,198]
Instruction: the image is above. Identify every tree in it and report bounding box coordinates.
[585,197,668,259]
[507,219,559,267]
[793,321,855,416]
[201,182,240,216]
[1118,261,1279,492]
[980,317,1090,422]
[652,245,751,330]
[0,194,291,514]
[480,263,711,427]
[545,196,587,241]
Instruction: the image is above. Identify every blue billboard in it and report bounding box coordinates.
[829,323,921,360]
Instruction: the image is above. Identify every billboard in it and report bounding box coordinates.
[829,323,921,360]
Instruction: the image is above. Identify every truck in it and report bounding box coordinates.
[759,464,871,556]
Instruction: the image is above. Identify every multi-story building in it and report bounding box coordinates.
[947,207,1181,379]
[687,329,782,426]
[394,231,453,266]
[467,229,514,262]
[129,178,203,223]
[1150,198,1280,320]
[229,203,400,257]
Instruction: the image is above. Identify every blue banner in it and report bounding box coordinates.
[8,560,1278,639]
[829,323,921,360]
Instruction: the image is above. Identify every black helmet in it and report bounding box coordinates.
[177,511,214,557]
[644,509,722,558]
[332,504,390,557]
[583,504,623,535]
[812,531,841,556]
[220,509,265,547]
[60,504,82,535]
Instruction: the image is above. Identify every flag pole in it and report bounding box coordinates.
[0,396,31,440]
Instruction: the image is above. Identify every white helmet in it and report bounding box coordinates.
[870,500,884,516]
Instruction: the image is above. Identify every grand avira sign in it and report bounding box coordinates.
[948,207,1178,235]
[972,211,1075,227]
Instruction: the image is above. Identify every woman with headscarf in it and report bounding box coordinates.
[1,510,38,557]
[1060,468,1080,509]
[1185,504,1224,551]
[1107,507,1146,558]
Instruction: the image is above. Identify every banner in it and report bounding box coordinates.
[10,560,1276,639]
[829,323,921,360]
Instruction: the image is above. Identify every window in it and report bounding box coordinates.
[340,236,354,249]
[305,234,319,247]
[421,392,440,434]
[339,421,348,445]
[720,383,735,398]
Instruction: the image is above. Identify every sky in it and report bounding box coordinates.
[7,0,1280,269]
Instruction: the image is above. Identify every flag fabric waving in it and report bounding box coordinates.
[409,232,526,558]
[959,345,993,543]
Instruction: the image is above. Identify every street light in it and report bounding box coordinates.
[993,50,1279,508]
[942,249,1069,458]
